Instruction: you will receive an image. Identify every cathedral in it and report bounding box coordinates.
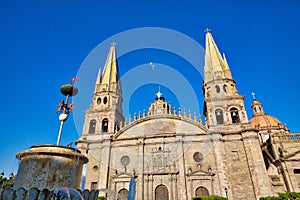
[76,31,300,200]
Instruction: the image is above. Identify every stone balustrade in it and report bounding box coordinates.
[120,107,203,129]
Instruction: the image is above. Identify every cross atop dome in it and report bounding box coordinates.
[155,86,162,98]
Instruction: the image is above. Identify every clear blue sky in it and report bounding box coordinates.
[0,0,299,176]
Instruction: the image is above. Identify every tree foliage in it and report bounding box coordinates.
[192,195,228,200]
[0,177,14,188]
[260,192,300,200]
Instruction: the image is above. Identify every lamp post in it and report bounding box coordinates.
[56,82,78,145]
[225,187,228,199]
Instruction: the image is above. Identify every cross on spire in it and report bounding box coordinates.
[111,41,116,46]
[251,92,256,100]
[204,28,211,33]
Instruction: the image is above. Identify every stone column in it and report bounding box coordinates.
[98,140,111,196]
[145,175,149,200]
[187,177,193,200]
[176,136,188,199]
[174,175,178,200]
[170,174,173,200]
[149,175,153,200]
[137,138,145,200]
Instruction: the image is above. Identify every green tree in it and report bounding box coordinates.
[0,173,14,189]
[259,192,300,200]
[192,195,228,200]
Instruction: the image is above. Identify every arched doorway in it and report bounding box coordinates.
[155,185,169,200]
[117,188,128,200]
[195,186,209,196]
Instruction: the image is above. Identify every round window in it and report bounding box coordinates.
[120,156,130,167]
[193,152,203,162]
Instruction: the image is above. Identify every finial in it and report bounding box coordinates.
[111,41,116,46]
[251,92,256,100]
[204,28,211,33]
[156,85,162,98]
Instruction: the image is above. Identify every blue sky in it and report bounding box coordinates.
[0,0,300,176]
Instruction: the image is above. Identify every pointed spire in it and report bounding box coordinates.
[97,42,121,93]
[222,53,232,79]
[94,68,102,94]
[204,29,233,83]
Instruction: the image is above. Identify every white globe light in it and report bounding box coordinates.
[59,113,68,121]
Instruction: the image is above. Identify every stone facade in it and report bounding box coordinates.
[76,32,300,200]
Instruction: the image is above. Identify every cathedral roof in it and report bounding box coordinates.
[249,99,283,130]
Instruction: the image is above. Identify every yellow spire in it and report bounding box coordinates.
[204,30,232,82]
[222,53,232,79]
[94,68,101,94]
[99,42,120,93]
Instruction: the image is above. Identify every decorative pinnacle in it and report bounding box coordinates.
[111,41,116,46]
[251,92,256,100]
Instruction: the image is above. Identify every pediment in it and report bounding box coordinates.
[112,172,136,179]
[186,169,215,177]
[115,116,207,140]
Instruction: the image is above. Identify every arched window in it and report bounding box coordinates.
[117,188,128,200]
[103,96,108,104]
[114,121,120,132]
[195,186,209,196]
[97,97,101,105]
[223,84,227,93]
[215,85,220,93]
[230,107,240,123]
[102,118,109,133]
[89,119,96,134]
[155,185,169,200]
[215,109,224,124]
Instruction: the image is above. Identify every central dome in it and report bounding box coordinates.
[249,99,283,130]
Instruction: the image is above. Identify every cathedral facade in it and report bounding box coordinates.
[76,31,300,200]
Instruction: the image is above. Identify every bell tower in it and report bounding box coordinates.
[82,43,124,136]
[202,30,248,128]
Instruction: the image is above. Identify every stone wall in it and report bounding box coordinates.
[0,187,99,200]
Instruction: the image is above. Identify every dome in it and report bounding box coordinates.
[249,99,283,130]
[249,112,282,130]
